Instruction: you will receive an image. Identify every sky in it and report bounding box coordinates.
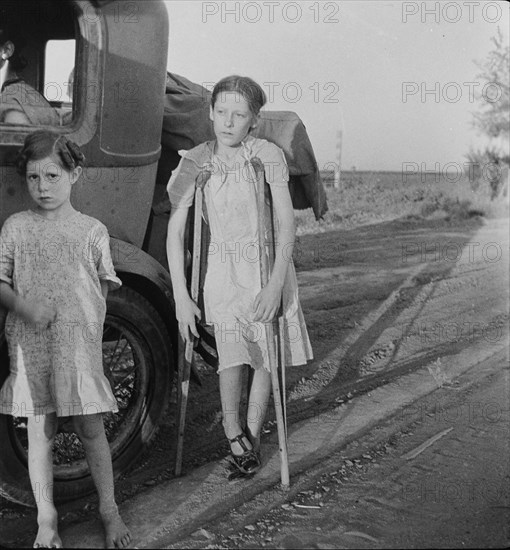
[163,0,509,172]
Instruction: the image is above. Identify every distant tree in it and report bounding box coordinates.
[466,28,509,199]
[473,28,509,143]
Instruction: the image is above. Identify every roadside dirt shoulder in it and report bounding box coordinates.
[168,350,509,549]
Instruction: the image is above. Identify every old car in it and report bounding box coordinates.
[0,0,326,505]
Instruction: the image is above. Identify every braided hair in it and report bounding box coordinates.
[16,131,85,176]
[211,75,267,116]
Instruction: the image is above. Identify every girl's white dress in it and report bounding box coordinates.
[0,210,121,416]
[167,136,313,372]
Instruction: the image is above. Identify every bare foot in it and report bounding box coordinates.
[33,510,62,548]
[100,505,131,549]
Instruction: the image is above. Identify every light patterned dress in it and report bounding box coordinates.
[0,210,121,416]
[167,135,313,372]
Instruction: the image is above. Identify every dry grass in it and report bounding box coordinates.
[296,170,509,235]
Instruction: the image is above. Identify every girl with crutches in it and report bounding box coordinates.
[166,75,313,480]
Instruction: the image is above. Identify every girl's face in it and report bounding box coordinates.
[209,92,258,150]
[26,155,81,219]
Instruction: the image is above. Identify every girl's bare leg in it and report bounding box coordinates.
[246,368,271,453]
[219,364,253,454]
[28,412,62,548]
[73,414,131,549]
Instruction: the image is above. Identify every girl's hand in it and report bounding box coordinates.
[175,294,201,343]
[14,297,57,326]
[253,283,282,323]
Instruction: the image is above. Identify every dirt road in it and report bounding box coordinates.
[172,214,508,472]
[1,213,508,547]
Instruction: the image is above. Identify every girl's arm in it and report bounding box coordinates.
[0,281,56,325]
[166,207,201,342]
[253,183,296,323]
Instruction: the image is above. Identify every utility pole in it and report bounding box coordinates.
[334,129,342,189]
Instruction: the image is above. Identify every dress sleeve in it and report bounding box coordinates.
[166,153,196,208]
[91,223,122,291]
[0,217,17,286]
[259,141,289,189]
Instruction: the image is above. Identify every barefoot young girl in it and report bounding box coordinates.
[0,131,131,548]
[166,75,313,477]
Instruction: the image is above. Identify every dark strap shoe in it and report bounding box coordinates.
[228,432,261,475]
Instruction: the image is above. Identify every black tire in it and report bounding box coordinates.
[0,287,173,506]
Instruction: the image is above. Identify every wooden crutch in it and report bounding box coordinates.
[174,170,210,477]
[251,158,290,488]
[266,178,288,437]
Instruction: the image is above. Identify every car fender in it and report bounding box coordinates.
[109,238,176,331]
